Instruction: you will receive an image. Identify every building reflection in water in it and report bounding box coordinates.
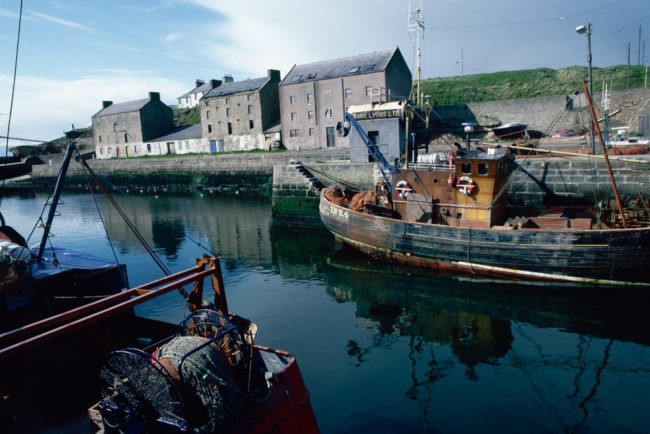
[97,193,274,265]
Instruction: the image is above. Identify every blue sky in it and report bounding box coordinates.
[0,0,648,145]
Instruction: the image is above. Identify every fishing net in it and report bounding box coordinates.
[98,309,249,432]
[98,348,189,431]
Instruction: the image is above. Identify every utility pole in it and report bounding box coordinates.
[576,23,595,153]
[638,25,642,66]
[456,47,464,77]
[627,42,631,89]
[646,56,648,89]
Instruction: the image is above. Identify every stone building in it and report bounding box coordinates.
[177,79,222,109]
[200,70,281,152]
[93,92,173,159]
[347,101,406,164]
[143,124,203,156]
[279,47,412,151]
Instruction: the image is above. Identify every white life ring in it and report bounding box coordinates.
[395,180,413,199]
[456,176,477,196]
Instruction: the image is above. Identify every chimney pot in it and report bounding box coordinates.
[102,101,113,108]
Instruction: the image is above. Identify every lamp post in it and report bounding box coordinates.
[576,23,595,154]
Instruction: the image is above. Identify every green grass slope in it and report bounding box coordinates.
[419,65,648,106]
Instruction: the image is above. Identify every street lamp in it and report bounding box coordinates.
[576,23,595,153]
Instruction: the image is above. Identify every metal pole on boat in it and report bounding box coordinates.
[36,130,78,260]
[582,79,627,228]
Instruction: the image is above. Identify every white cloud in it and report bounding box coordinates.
[164,33,184,43]
[0,72,186,144]
[183,0,411,78]
[27,10,102,34]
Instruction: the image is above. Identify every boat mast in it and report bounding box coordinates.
[36,129,79,260]
[407,0,424,106]
[406,0,425,166]
[581,79,627,228]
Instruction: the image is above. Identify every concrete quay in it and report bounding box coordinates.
[27,148,650,228]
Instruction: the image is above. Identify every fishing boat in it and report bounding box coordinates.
[0,131,128,332]
[86,256,319,433]
[1,256,319,433]
[319,106,650,286]
[491,122,528,139]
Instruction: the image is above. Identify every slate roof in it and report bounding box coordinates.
[178,81,212,99]
[150,124,202,142]
[93,98,149,117]
[203,76,268,98]
[281,47,398,86]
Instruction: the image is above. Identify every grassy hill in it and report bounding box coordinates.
[419,65,648,106]
[173,106,200,126]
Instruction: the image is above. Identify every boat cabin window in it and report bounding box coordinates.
[477,162,489,175]
[461,162,472,174]
[433,178,439,184]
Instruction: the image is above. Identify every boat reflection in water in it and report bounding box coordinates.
[318,247,650,433]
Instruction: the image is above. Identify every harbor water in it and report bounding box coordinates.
[1,190,649,433]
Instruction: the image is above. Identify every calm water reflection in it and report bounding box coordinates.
[1,190,648,433]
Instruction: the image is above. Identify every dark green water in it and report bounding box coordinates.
[2,190,649,433]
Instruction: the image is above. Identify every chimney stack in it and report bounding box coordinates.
[102,101,113,108]
[268,69,281,81]
[148,92,160,101]
[195,79,205,88]
[210,79,222,89]
[222,74,234,83]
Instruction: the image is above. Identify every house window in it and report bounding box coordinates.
[325,107,334,118]
[349,66,360,73]
[292,75,302,83]
[291,112,297,121]
[307,110,314,120]
[308,128,315,136]
[208,124,212,133]
[249,120,254,129]
[289,95,296,104]
[98,135,102,143]
[365,86,373,96]
[147,143,151,152]
[306,93,313,103]
[206,110,210,119]
[205,100,209,107]
[124,133,128,143]
[247,94,251,101]
[290,129,300,137]
[344,88,352,99]
[227,122,232,135]
[100,148,104,155]
[364,64,375,72]
[134,145,138,153]
[248,105,252,114]
[225,98,230,104]
[226,108,231,117]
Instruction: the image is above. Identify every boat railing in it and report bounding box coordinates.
[407,162,454,172]
[0,255,227,360]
